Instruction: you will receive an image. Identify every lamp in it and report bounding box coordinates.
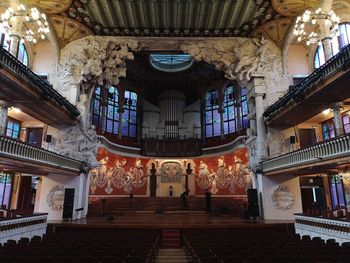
[0,3,50,44]
[293,8,340,46]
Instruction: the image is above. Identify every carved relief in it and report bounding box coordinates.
[180,37,283,83]
[46,185,65,211]
[271,185,295,210]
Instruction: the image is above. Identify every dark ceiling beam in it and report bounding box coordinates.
[232,0,250,28]
[175,1,180,28]
[141,1,149,29]
[239,0,258,25]
[129,0,138,28]
[205,0,214,29]
[215,0,228,29]
[164,0,168,29]
[96,0,109,26]
[117,0,129,28]
[185,0,191,29]
[224,0,238,29]
[107,0,119,27]
[228,0,243,28]
[195,1,203,29]
[152,0,158,29]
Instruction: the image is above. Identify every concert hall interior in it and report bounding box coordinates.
[1,0,350,262]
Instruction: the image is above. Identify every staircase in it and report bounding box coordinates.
[156,248,188,263]
[162,229,181,248]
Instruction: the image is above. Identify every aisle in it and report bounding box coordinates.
[156,248,188,263]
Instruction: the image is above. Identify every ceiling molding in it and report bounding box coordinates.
[50,15,93,47]
[251,17,293,47]
[271,0,321,17]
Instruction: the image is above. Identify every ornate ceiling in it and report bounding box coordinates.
[24,0,323,48]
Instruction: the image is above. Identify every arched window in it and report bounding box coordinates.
[314,23,350,68]
[92,86,120,135]
[205,89,221,138]
[0,31,29,66]
[223,85,249,135]
[92,87,138,138]
[122,90,138,137]
[17,42,28,66]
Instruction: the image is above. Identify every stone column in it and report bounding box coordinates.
[332,102,344,136]
[322,37,334,61]
[218,90,225,139]
[0,100,9,136]
[234,85,242,131]
[251,76,268,158]
[247,97,256,136]
[118,89,125,140]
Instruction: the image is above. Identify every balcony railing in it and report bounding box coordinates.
[264,44,350,118]
[261,134,350,173]
[0,213,48,245]
[0,46,80,119]
[294,214,350,245]
[0,136,82,172]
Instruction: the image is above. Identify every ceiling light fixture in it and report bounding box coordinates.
[0,4,50,44]
[322,108,331,115]
[293,8,340,46]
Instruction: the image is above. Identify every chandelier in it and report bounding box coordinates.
[293,8,340,46]
[0,4,50,44]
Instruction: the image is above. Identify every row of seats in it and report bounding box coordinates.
[183,227,350,263]
[0,228,160,263]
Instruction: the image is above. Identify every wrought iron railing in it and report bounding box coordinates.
[264,44,350,118]
[0,135,82,172]
[261,134,350,173]
[0,46,80,119]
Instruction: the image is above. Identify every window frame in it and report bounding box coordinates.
[5,117,21,140]
[204,89,221,138]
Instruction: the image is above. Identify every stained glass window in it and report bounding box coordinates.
[314,23,350,69]
[1,32,29,66]
[0,173,13,208]
[17,42,28,66]
[321,120,336,140]
[122,90,138,137]
[6,118,20,139]
[223,85,249,135]
[343,114,350,134]
[329,175,346,209]
[205,89,221,138]
[92,86,120,135]
[92,87,138,138]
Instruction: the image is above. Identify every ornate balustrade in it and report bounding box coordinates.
[294,214,350,244]
[0,135,82,172]
[0,213,48,245]
[0,46,80,119]
[264,44,350,119]
[261,134,350,173]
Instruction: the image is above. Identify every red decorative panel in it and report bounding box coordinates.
[89,147,252,197]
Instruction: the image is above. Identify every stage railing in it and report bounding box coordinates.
[261,134,350,173]
[294,214,350,245]
[0,135,82,172]
[0,213,48,245]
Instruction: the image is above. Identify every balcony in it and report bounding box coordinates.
[0,213,48,245]
[261,134,350,176]
[294,214,350,245]
[264,44,350,127]
[0,136,82,175]
[0,46,80,126]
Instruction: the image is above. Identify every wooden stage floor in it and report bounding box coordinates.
[49,212,293,229]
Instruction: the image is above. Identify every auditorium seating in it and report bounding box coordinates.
[183,227,350,263]
[0,229,160,263]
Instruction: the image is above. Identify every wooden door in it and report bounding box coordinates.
[26,128,43,147]
[299,128,317,148]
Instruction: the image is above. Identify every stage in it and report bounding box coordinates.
[49,212,293,230]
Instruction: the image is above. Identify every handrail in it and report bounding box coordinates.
[264,43,350,118]
[294,214,350,245]
[0,46,80,119]
[0,135,82,172]
[261,134,350,172]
